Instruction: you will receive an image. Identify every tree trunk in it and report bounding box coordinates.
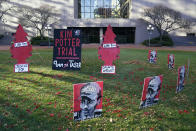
[39,30,43,39]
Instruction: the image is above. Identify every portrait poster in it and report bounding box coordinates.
[73,81,103,121]
[168,54,175,69]
[52,29,81,70]
[148,50,157,64]
[176,66,186,93]
[140,75,163,109]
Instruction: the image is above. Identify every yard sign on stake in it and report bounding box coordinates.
[10,24,32,72]
[52,29,81,70]
[98,25,120,74]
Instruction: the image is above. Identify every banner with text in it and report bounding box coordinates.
[52,29,81,70]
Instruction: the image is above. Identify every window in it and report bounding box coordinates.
[78,0,130,19]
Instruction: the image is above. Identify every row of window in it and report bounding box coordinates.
[78,0,129,18]
[68,27,135,44]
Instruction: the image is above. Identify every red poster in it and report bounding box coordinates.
[10,24,32,72]
[73,81,103,121]
[168,54,175,69]
[176,66,186,93]
[140,75,163,109]
[98,25,120,74]
[148,50,157,63]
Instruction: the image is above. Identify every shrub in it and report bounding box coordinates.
[30,36,54,46]
[0,34,4,39]
[142,35,174,46]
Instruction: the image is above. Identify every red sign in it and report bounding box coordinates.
[140,75,163,109]
[10,24,32,72]
[73,81,103,121]
[176,66,186,93]
[148,50,157,63]
[98,25,120,74]
[168,54,175,69]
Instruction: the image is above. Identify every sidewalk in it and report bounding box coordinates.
[0,44,196,52]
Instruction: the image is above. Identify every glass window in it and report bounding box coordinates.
[85,0,90,6]
[78,0,129,19]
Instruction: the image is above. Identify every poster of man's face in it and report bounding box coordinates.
[73,81,103,121]
[176,66,186,93]
[140,75,163,109]
[148,50,157,64]
[168,54,175,69]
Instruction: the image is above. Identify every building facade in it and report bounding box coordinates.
[1,0,196,44]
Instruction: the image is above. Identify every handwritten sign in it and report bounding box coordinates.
[15,64,29,72]
[103,43,116,48]
[52,29,81,70]
[14,42,28,47]
[101,66,115,73]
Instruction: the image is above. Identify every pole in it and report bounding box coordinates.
[48,29,50,48]
[148,32,150,47]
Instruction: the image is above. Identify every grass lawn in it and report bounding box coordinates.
[0,47,196,130]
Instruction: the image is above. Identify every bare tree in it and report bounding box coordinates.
[144,5,191,41]
[0,0,13,22]
[18,5,58,39]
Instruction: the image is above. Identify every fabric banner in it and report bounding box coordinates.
[140,75,163,109]
[148,50,157,64]
[52,29,81,70]
[73,81,103,121]
[176,66,186,93]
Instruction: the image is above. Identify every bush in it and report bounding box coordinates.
[0,34,4,39]
[142,35,174,47]
[30,36,54,46]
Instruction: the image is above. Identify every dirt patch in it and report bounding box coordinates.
[122,60,146,65]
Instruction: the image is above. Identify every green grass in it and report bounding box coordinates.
[0,48,196,130]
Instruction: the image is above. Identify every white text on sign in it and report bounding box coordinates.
[14,42,28,48]
[15,64,29,72]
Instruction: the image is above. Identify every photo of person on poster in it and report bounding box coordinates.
[149,50,157,63]
[168,54,174,69]
[176,66,186,93]
[74,82,102,121]
[140,76,162,108]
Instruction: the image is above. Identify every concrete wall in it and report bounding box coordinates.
[1,0,196,44]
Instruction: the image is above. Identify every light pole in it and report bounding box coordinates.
[147,24,154,47]
[45,24,52,47]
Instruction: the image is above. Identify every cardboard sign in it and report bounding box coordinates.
[148,50,157,64]
[52,29,81,70]
[168,54,175,69]
[101,65,115,74]
[73,81,103,121]
[140,75,163,109]
[10,24,32,72]
[176,66,186,93]
[98,25,120,74]
[15,64,29,72]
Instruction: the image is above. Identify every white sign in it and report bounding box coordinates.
[15,64,29,72]
[103,43,116,48]
[101,66,115,73]
[14,42,28,48]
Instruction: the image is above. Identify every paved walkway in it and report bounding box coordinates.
[1,44,196,52]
